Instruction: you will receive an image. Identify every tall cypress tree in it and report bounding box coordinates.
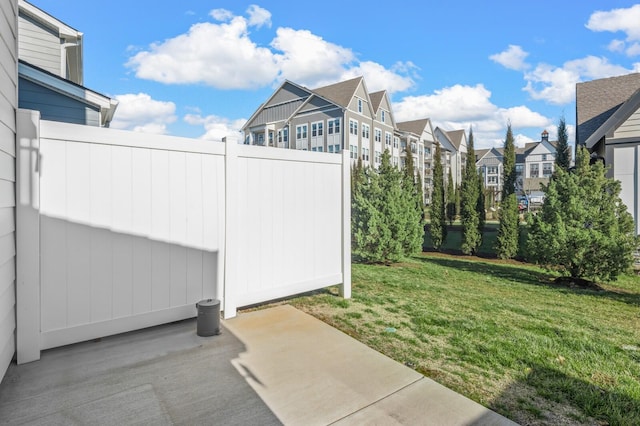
[460,127,481,254]
[555,115,570,172]
[377,149,404,262]
[495,123,519,259]
[401,150,423,255]
[446,169,456,226]
[430,143,447,250]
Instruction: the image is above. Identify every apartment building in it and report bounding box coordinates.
[242,76,437,202]
[434,127,467,188]
[475,130,558,199]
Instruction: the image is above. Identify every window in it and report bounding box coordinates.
[392,156,399,167]
[361,147,370,161]
[488,176,498,184]
[349,145,358,159]
[385,132,392,146]
[530,163,539,178]
[328,118,341,134]
[424,147,431,158]
[488,166,498,174]
[515,164,524,175]
[277,127,289,146]
[362,123,370,139]
[328,144,341,153]
[374,128,382,143]
[296,124,308,140]
[257,133,264,146]
[411,142,417,154]
[311,121,323,137]
[543,162,553,177]
[268,132,273,146]
[375,150,381,164]
[349,120,358,135]
[357,98,363,113]
[542,154,547,161]
[381,110,386,123]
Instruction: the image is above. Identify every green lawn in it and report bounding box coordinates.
[287,254,640,425]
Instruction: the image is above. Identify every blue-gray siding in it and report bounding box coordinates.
[0,0,17,382]
[19,77,100,126]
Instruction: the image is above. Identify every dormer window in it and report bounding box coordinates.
[381,110,386,123]
[357,99,363,113]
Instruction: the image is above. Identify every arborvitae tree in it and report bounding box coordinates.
[476,173,486,236]
[401,150,423,255]
[460,127,482,254]
[555,115,571,172]
[495,123,520,259]
[446,169,456,226]
[526,146,637,282]
[377,150,404,262]
[455,184,461,219]
[352,165,391,263]
[430,143,447,250]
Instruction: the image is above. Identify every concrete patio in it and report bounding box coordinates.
[0,305,517,425]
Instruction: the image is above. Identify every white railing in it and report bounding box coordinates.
[16,110,350,363]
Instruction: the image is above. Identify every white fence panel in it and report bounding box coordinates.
[35,121,226,350]
[16,115,349,362]
[232,146,344,307]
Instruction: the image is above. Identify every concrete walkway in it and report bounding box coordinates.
[0,305,517,425]
[225,305,517,425]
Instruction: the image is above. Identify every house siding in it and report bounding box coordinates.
[613,109,640,140]
[18,10,60,76]
[0,0,17,381]
[19,77,100,126]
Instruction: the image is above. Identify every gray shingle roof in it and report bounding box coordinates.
[576,72,640,145]
[397,119,430,136]
[447,129,466,150]
[312,76,363,108]
[369,91,385,112]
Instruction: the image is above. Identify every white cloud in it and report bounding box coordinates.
[210,8,233,21]
[607,39,626,53]
[523,56,633,104]
[127,8,413,93]
[270,27,355,85]
[393,84,553,149]
[489,45,530,71]
[586,4,640,41]
[127,17,279,89]
[627,43,640,57]
[184,113,246,141]
[246,5,271,28]
[110,93,176,134]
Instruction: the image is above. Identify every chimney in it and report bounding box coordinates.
[541,130,549,142]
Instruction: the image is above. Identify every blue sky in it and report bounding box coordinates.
[30,0,640,149]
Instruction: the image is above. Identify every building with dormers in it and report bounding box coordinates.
[242,76,439,203]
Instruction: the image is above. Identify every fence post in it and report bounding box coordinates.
[16,109,41,363]
[340,150,351,299]
[223,136,238,318]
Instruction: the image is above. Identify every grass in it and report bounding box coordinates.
[285,254,640,426]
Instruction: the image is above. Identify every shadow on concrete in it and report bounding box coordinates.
[0,319,281,425]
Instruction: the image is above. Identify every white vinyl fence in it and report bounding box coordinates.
[16,110,350,364]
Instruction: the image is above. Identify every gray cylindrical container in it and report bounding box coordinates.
[196,299,221,336]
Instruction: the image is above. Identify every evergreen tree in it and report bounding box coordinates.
[495,123,520,259]
[526,147,637,282]
[377,150,405,262]
[476,172,486,236]
[401,150,423,255]
[555,115,571,172]
[460,127,482,254]
[352,165,391,263]
[446,169,456,226]
[430,143,447,250]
